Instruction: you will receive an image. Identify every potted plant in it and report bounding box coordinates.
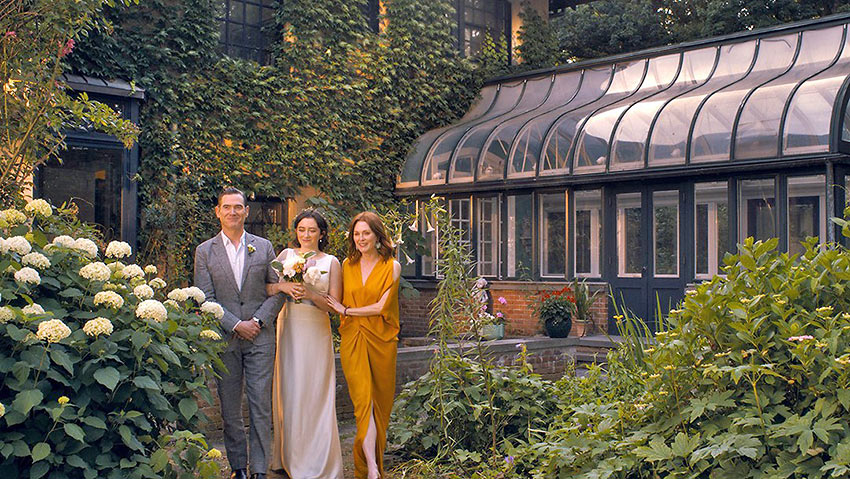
[571,278,602,336]
[536,287,576,338]
[480,311,505,340]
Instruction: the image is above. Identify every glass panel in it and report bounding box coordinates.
[421,207,438,276]
[653,191,679,277]
[691,33,798,163]
[611,47,716,169]
[423,82,523,184]
[400,85,498,185]
[481,71,582,179]
[452,76,552,182]
[788,175,825,257]
[507,195,534,279]
[785,26,850,155]
[40,146,123,242]
[617,192,643,277]
[509,66,611,177]
[736,27,843,160]
[739,178,776,242]
[650,40,757,166]
[542,60,646,174]
[695,182,730,279]
[540,193,566,277]
[477,197,499,276]
[575,53,680,172]
[574,190,602,277]
[449,198,472,249]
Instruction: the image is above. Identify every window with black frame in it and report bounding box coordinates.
[458,0,509,58]
[245,198,287,239]
[219,0,276,64]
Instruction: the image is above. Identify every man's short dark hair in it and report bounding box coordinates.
[217,187,247,206]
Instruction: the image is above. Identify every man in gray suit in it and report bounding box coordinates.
[194,187,285,479]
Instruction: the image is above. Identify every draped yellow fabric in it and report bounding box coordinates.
[339,257,400,479]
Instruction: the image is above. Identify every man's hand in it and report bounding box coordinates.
[234,320,261,342]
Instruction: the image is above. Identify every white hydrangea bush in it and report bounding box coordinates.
[0,200,225,477]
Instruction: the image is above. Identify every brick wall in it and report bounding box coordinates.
[401,280,609,338]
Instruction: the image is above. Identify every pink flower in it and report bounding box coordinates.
[788,335,815,342]
[498,296,507,305]
[4,32,15,39]
[59,38,75,57]
[496,312,503,318]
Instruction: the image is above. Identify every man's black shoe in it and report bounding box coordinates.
[230,470,247,479]
[250,474,267,479]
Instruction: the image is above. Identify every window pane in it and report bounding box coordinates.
[450,198,471,247]
[788,175,825,257]
[421,208,438,276]
[649,40,757,165]
[40,146,123,242]
[695,182,730,278]
[507,195,533,278]
[540,193,566,277]
[617,192,642,277]
[653,191,679,277]
[477,197,499,276]
[691,33,798,163]
[739,178,776,242]
[736,27,843,160]
[574,190,602,277]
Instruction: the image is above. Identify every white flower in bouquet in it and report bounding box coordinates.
[105,240,132,258]
[136,299,167,323]
[22,252,50,270]
[6,236,32,255]
[200,329,222,341]
[83,317,114,337]
[144,265,157,275]
[0,306,14,323]
[1,209,27,226]
[36,319,71,343]
[121,264,144,279]
[183,286,205,304]
[72,238,99,257]
[51,235,75,248]
[15,267,40,285]
[80,262,111,282]
[24,199,52,217]
[149,277,167,290]
[133,284,154,300]
[167,288,189,302]
[93,291,124,309]
[21,303,45,316]
[303,266,323,286]
[281,255,307,278]
[201,301,225,319]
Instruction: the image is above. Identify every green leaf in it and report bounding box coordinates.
[179,398,198,420]
[81,416,107,429]
[150,449,167,472]
[66,455,88,469]
[12,389,43,415]
[119,425,144,451]
[29,461,49,479]
[50,348,74,375]
[59,287,83,298]
[31,442,50,462]
[94,366,120,391]
[131,330,150,350]
[64,423,86,441]
[132,375,160,391]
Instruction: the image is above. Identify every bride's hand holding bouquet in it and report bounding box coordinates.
[270,251,326,303]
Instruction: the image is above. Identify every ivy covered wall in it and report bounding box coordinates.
[68,0,481,283]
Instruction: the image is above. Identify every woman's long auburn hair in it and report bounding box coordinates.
[346,211,394,263]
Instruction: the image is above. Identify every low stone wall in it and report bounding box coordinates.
[200,336,614,441]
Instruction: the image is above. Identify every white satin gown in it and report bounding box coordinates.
[270,250,343,478]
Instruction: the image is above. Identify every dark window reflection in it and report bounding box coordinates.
[39,146,123,242]
[245,198,286,239]
[218,0,276,64]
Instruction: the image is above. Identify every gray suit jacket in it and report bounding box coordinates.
[193,232,284,350]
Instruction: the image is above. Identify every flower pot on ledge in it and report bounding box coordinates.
[480,323,505,340]
[543,317,572,338]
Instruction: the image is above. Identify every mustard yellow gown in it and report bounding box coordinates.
[339,257,400,479]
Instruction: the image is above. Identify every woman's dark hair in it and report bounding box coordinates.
[291,209,329,251]
[346,211,394,262]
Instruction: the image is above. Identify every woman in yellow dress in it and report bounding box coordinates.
[327,211,400,479]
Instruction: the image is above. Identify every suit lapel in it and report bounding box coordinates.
[240,233,255,288]
[211,237,240,295]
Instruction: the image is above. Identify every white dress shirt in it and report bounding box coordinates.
[221,230,247,291]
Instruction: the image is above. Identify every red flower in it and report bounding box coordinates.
[59,38,75,57]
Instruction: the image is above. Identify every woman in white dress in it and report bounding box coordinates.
[266,209,343,479]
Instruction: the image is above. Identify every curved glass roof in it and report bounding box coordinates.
[398,15,850,189]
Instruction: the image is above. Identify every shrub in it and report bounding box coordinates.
[0,201,222,478]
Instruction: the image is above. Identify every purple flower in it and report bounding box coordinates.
[496,312,503,318]
[505,455,514,465]
[498,296,507,305]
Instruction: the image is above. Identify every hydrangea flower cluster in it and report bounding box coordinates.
[83,317,114,337]
[21,252,50,270]
[14,267,40,285]
[136,299,167,323]
[72,238,98,257]
[149,277,167,289]
[121,264,144,279]
[105,240,132,258]
[167,288,189,302]
[36,319,71,343]
[200,329,222,341]
[24,199,52,217]
[93,291,124,309]
[133,284,155,300]
[200,301,225,319]
[21,303,45,316]
[0,208,26,226]
[5,236,31,255]
[79,262,111,282]
[0,306,13,323]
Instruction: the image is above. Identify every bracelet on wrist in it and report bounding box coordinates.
[343,307,349,316]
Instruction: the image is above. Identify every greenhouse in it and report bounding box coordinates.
[397,13,850,329]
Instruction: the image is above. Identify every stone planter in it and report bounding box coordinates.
[480,323,505,340]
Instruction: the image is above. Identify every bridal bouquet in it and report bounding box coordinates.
[272,251,325,302]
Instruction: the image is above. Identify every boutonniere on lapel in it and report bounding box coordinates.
[247,244,256,254]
